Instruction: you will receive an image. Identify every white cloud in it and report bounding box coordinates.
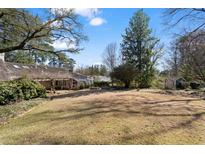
[74,8,100,19]
[53,40,67,50]
[52,40,75,50]
[51,20,62,28]
[74,9,106,26]
[89,17,106,26]
[51,8,106,26]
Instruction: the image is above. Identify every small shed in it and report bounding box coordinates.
[164,77,178,89]
[165,77,187,89]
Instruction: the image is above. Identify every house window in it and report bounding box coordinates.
[56,81,59,86]
[64,81,67,85]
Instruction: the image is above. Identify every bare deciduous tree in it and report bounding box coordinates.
[164,8,205,81]
[171,31,205,81]
[102,42,117,71]
[167,41,180,77]
[163,8,205,34]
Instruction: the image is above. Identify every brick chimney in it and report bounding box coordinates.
[0,53,5,62]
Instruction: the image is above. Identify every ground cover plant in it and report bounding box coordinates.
[0,98,45,124]
[0,78,46,105]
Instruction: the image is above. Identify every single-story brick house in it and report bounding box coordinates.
[0,57,92,91]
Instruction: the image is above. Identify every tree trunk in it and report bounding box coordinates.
[124,81,130,88]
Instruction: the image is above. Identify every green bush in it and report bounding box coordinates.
[176,78,188,89]
[78,83,90,90]
[151,76,165,89]
[110,63,136,88]
[0,78,46,105]
[190,81,200,89]
[94,81,110,87]
[79,84,85,89]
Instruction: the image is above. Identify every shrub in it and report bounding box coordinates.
[151,76,165,89]
[0,83,16,105]
[84,84,90,89]
[110,63,136,88]
[78,83,90,90]
[94,81,110,87]
[190,81,200,89]
[176,78,188,89]
[79,84,84,89]
[0,78,46,105]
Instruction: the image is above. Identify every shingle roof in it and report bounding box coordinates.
[0,59,82,81]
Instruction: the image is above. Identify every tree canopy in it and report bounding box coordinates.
[164,8,205,82]
[0,8,87,54]
[110,63,136,88]
[0,8,87,71]
[75,64,108,76]
[121,9,162,88]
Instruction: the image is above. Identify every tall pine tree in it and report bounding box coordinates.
[121,9,161,88]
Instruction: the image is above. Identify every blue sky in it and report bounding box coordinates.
[29,8,175,70]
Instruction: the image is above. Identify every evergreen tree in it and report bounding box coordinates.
[5,50,53,65]
[0,9,87,54]
[121,9,162,88]
[75,64,108,76]
[5,51,34,64]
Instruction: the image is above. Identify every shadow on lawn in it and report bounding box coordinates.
[118,112,204,144]
[49,88,136,100]
[30,90,205,144]
[49,89,110,100]
[40,90,205,121]
[31,101,205,144]
[24,108,205,144]
[49,88,204,103]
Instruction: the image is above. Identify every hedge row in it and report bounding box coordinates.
[0,78,46,105]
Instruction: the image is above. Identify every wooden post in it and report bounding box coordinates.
[53,79,56,93]
[51,79,56,94]
[71,79,73,89]
[50,79,52,93]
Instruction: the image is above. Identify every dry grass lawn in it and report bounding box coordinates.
[0,89,205,144]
